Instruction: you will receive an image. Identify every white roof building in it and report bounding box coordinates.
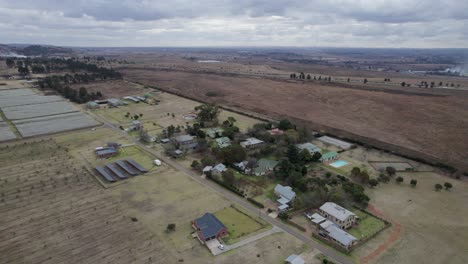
[240,137,264,148]
[319,202,356,222]
[285,254,305,264]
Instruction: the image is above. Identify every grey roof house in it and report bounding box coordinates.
[215,137,231,148]
[274,184,296,211]
[285,254,305,264]
[318,202,358,229]
[296,142,321,154]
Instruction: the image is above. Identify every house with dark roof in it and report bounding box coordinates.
[95,147,118,159]
[192,213,228,243]
[174,134,198,150]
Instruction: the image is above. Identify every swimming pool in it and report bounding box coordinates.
[330,160,349,168]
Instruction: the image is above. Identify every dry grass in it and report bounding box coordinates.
[123,68,468,171]
[353,171,468,264]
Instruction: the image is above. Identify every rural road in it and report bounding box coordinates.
[87,111,354,264]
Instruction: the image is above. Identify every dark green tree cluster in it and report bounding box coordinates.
[37,76,103,103]
[194,104,219,122]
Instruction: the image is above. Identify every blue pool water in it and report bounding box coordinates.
[330,160,349,168]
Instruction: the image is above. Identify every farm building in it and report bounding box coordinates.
[318,202,358,229]
[317,136,353,150]
[296,142,321,155]
[107,98,127,107]
[274,184,296,211]
[215,137,231,148]
[95,147,118,159]
[320,152,339,163]
[192,213,228,243]
[285,254,305,264]
[174,134,198,150]
[240,137,264,149]
[319,220,357,250]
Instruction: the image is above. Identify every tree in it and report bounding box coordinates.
[299,149,312,162]
[287,145,300,164]
[350,167,361,178]
[307,74,311,80]
[18,66,29,75]
[217,144,246,164]
[434,183,442,191]
[79,87,88,98]
[364,78,368,84]
[401,82,406,87]
[311,152,322,162]
[195,104,219,122]
[191,160,200,169]
[278,119,294,130]
[347,78,350,82]
[166,223,176,232]
[133,114,139,120]
[278,212,289,220]
[410,179,417,187]
[6,58,15,68]
[396,176,404,184]
[444,182,452,190]
[222,170,236,185]
[369,179,379,188]
[386,166,396,176]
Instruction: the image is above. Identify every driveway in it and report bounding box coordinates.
[213,226,282,256]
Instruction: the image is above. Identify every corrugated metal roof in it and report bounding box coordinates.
[319,202,356,221]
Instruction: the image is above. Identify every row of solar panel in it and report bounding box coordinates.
[95,158,148,183]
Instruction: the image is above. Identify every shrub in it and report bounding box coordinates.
[247,197,265,208]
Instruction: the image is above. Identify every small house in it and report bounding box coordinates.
[296,142,321,155]
[240,138,264,149]
[215,137,231,148]
[274,184,296,211]
[174,134,198,150]
[285,254,305,264]
[211,163,227,176]
[95,147,118,159]
[206,127,224,138]
[268,128,284,136]
[192,213,228,243]
[320,152,338,163]
[86,101,100,109]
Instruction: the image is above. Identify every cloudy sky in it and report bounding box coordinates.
[0,0,467,48]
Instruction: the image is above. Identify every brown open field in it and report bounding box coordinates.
[353,171,468,264]
[122,68,468,171]
[70,80,148,99]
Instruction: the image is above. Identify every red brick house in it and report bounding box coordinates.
[192,213,228,243]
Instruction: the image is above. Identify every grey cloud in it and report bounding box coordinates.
[0,0,467,47]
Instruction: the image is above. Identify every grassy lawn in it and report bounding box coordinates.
[348,209,386,240]
[214,206,265,244]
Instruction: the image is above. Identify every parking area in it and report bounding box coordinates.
[205,239,224,255]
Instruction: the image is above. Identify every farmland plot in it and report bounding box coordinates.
[2,101,79,120]
[0,140,162,264]
[13,112,100,137]
[0,121,16,141]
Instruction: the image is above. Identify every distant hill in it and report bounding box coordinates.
[0,44,73,57]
